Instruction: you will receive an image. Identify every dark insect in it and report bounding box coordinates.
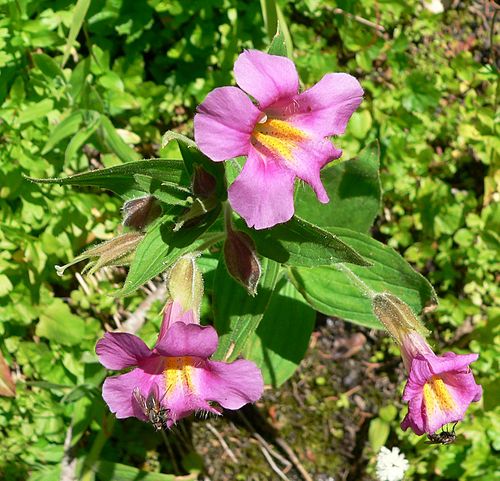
[426,422,458,445]
[133,385,170,431]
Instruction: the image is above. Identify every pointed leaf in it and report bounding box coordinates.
[289,227,437,329]
[26,159,188,200]
[239,216,370,267]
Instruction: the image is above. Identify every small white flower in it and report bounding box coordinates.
[423,0,444,14]
[376,446,409,481]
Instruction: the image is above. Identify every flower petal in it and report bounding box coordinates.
[157,301,196,343]
[228,145,296,229]
[285,73,363,137]
[287,136,341,203]
[102,368,164,420]
[234,50,299,109]
[200,359,264,409]
[401,353,482,434]
[96,332,151,370]
[155,322,218,358]
[194,86,262,161]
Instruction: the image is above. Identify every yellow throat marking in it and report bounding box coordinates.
[164,356,196,395]
[423,376,456,415]
[252,118,307,161]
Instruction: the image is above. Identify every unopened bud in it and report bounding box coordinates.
[224,230,262,296]
[192,165,217,199]
[55,232,143,277]
[167,254,204,318]
[122,195,161,230]
[372,293,429,345]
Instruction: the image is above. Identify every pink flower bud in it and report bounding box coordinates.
[224,229,262,296]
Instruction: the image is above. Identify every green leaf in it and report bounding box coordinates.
[62,0,91,67]
[289,227,437,329]
[295,142,381,233]
[42,110,85,154]
[96,460,183,481]
[133,174,191,205]
[99,115,141,163]
[212,256,281,361]
[32,53,66,81]
[261,0,278,42]
[65,111,101,163]
[26,158,188,200]
[116,208,221,297]
[268,22,288,57]
[368,418,390,452]
[240,216,370,267]
[243,279,315,387]
[35,298,85,346]
[18,99,54,124]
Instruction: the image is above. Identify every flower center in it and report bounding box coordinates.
[164,356,197,395]
[251,118,308,162]
[423,376,456,415]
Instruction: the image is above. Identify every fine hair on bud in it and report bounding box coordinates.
[223,229,262,296]
[372,293,429,344]
[122,195,162,230]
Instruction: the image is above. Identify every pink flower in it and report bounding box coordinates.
[194,50,363,229]
[400,332,482,435]
[95,301,264,427]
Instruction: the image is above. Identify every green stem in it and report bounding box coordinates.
[80,414,115,481]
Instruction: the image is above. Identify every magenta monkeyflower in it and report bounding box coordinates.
[194,50,363,229]
[372,293,482,436]
[95,300,264,427]
[400,331,482,435]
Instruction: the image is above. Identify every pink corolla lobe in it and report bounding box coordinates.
[194,50,363,229]
[95,301,264,427]
[400,331,482,435]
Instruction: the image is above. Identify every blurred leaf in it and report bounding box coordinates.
[295,142,381,233]
[43,110,85,154]
[243,279,315,387]
[96,460,185,481]
[65,111,101,163]
[369,418,390,452]
[213,256,281,361]
[62,0,91,67]
[289,227,437,328]
[35,298,85,346]
[261,0,278,42]
[18,99,54,124]
[240,216,370,267]
[99,115,141,163]
[32,53,65,81]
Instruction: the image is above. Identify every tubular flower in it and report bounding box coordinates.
[96,301,264,427]
[400,331,482,435]
[372,293,482,435]
[194,50,363,229]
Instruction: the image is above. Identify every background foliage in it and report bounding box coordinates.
[0,0,498,479]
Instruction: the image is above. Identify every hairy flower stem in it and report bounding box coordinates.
[335,263,377,298]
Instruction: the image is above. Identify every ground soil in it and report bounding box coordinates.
[190,316,407,481]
